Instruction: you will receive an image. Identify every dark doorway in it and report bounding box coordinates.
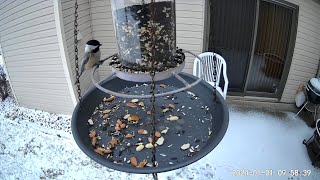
[207,0,298,98]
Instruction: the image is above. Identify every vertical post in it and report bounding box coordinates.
[243,0,260,93]
[53,0,78,107]
[202,0,210,52]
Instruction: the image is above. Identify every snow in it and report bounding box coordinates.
[1,99,320,180]
[0,97,71,133]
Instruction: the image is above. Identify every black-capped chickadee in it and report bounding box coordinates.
[79,40,102,77]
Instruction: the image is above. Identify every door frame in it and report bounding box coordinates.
[203,0,299,99]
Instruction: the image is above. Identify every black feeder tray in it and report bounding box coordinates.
[72,73,229,174]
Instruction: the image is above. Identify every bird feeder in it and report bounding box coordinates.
[71,0,229,178]
[109,0,185,82]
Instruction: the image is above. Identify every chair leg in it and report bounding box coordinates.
[295,101,309,118]
[303,134,313,145]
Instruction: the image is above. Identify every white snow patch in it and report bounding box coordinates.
[0,97,71,133]
[0,100,320,179]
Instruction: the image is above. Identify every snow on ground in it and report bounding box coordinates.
[1,98,320,180]
[0,97,71,134]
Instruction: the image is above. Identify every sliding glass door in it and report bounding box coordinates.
[208,0,256,92]
[207,0,298,98]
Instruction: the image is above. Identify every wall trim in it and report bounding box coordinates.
[53,0,77,106]
[0,42,19,105]
[202,0,209,52]
[88,0,101,79]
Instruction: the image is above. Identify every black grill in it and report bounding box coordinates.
[306,79,320,104]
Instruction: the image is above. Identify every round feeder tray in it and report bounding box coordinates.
[72,73,229,174]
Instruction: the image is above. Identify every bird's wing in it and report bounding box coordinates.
[79,52,90,77]
[95,50,101,63]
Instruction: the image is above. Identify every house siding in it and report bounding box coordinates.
[61,0,98,96]
[0,0,74,114]
[89,0,116,78]
[280,0,320,103]
[176,0,205,74]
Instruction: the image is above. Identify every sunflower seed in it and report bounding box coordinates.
[130,157,138,166]
[127,103,138,108]
[104,96,115,102]
[167,116,179,121]
[123,114,130,119]
[145,143,154,149]
[103,110,111,114]
[148,137,153,143]
[88,119,94,125]
[91,137,97,146]
[136,144,144,152]
[161,127,169,134]
[155,131,161,138]
[137,159,148,168]
[131,99,139,103]
[181,143,190,150]
[162,108,169,113]
[156,137,164,146]
[168,104,175,109]
[138,129,148,135]
[89,130,96,138]
[138,102,144,107]
[125,134,134,139]
[128,115,140,121]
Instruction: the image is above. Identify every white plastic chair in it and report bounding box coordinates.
[193,52,229,99]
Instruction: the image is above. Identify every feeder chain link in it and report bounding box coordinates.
[74,0,82,106]
[149,1,158,179]
[213,55,217,101]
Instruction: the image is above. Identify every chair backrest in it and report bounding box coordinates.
[193,52,229,98]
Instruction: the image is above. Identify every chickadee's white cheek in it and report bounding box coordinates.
[85,45,90,53]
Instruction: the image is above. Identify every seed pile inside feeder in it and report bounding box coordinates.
[112,1,181,72]
[87,84,214,168]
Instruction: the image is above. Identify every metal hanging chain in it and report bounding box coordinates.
[149,0,158,179]
[74,0,82,104]
[213,55,217,101]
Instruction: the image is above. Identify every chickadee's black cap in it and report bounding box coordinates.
[87,40,101,46]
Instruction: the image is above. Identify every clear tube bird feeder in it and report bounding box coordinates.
[109,0,186,82]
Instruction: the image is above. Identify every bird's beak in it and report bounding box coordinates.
[99,44,102,46]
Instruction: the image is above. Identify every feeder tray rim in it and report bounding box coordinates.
[91,49,210,99]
